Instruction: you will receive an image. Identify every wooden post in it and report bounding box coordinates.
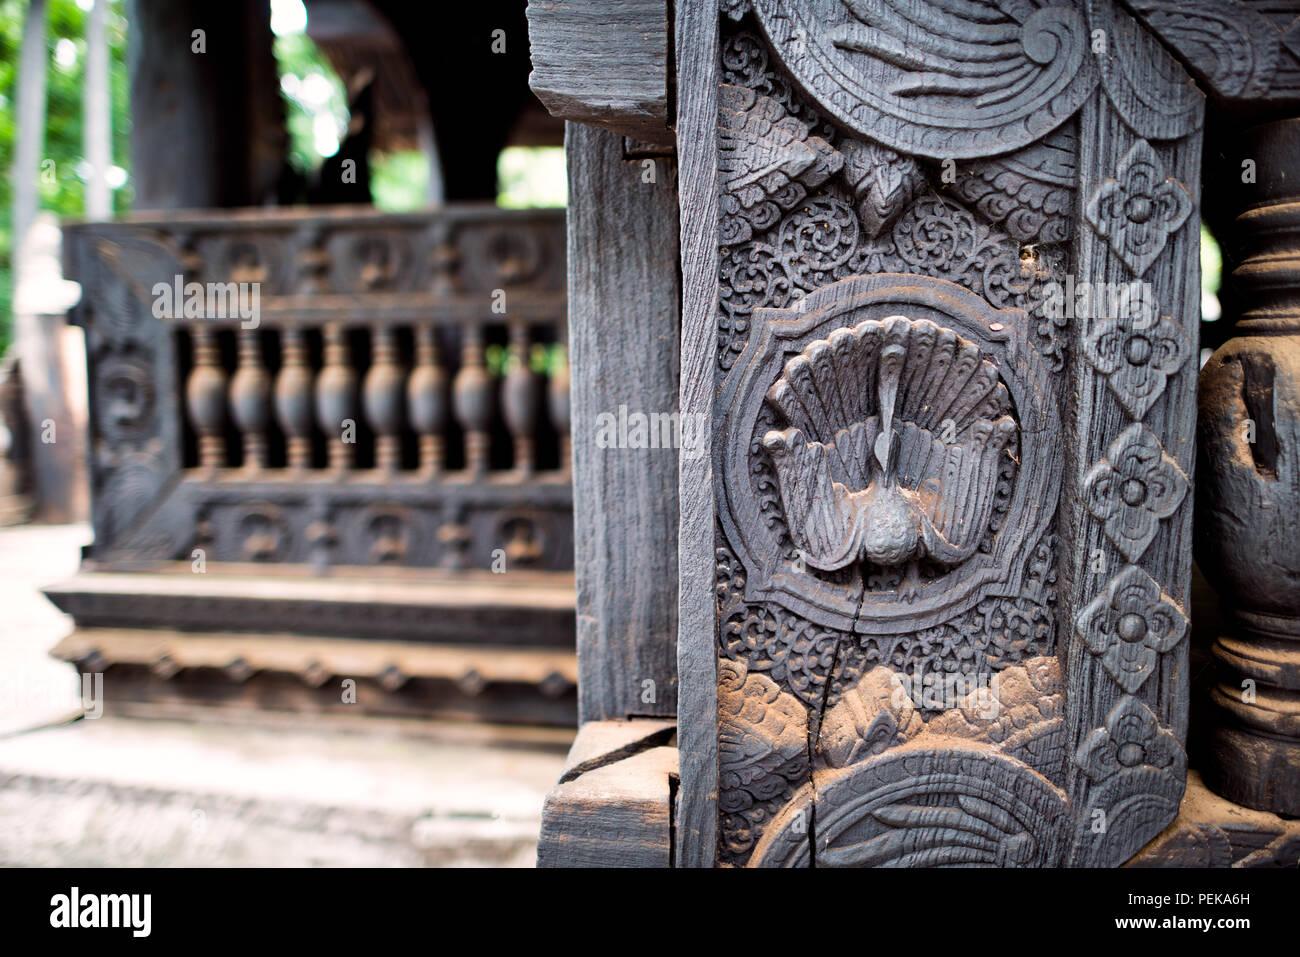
[566,122,681,724]
[1196,118,1300,816]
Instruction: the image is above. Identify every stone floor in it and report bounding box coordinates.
[0,523,571,866]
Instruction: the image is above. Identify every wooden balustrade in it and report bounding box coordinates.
[66,206,572,572]
[177,319,570,477]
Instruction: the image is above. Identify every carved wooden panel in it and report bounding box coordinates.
[676,0,1203,867]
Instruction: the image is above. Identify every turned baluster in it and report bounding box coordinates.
[229,329,271,469]
[502,322,538,473]
[1196,117,1300,815]
[364,326,405,473]
[453,325,494,475]
[408,325,448,474]
[275,329,315,470]
[548,341,571,473]
[186,327,227,469]
[316,324,358,471]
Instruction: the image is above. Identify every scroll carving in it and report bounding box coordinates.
[718,85,842,246]
[750,740,1072,868]
[948,126,1077,245]
[748,0,1098,158]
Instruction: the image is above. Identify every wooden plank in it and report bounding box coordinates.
[559,718,676,782]
[43,570,576,647]
[536,745,677,867]
[672,0,720,868]
[566,122,681,722]
[526,0,673,147]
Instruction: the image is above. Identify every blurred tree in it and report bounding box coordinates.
[0,0,130,355]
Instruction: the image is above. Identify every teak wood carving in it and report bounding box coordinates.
[678,0,1204,867]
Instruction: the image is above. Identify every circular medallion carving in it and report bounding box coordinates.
[750,0,1097,158]
[717,274,1061,635]
[750,740,1071,867]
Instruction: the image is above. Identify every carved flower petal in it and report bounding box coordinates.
[1077,565,1188,693]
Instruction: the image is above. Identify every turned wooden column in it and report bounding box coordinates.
[275,328,314,470]
[316,323,357,471]
[408,326,448,474]
[1196,118,1300,815]
[229,329,270,469]
[186,328,227,470]
[363,326,404,473]
[453,325,493,475]
[502,321,538,473]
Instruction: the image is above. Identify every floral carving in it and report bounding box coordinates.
[1076,695,1184,783]
[1084,139,1192,276]
[719,657,808,805]
[1083,287,1189,419]
[1084,423,1188,563]
[718,656,810,866]
[1077,565,1188,694]
[713,178,1063,369]
[948,124,1077,245]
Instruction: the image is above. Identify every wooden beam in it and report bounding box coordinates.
[526,0,673,147]
[538,737,677,867]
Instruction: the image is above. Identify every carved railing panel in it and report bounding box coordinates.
[677,0,1203,867]
[66,207,572,574]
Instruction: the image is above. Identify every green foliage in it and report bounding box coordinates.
[497,146,567,209]
[370,149,429,212]
[273,30,347,177]
[1200,221,1222,294]
[0,0,131,356]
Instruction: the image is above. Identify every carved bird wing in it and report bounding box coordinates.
[919,415,1017,564]
[818,791,1035,867]
[763,427,872,572]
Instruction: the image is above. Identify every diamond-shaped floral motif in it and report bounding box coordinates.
[1085,139,1192,276]
[1075,695,1183,784]
[1083,286,1189,419]
[1077,565,1188,694]
[1084,423,1188,562]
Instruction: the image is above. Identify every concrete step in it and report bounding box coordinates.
[0,712,572,867]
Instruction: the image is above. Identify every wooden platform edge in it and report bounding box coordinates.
[537,719,679,867]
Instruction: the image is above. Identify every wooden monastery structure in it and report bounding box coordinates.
[531,0,1300,866]
[45,0,579,725]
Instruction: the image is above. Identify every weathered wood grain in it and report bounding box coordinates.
[559,717,676,783]
[1061,41,1203,864]
[566,122,681,723]
[537,745,678,867]
[673,0,721,869]
[527,0,673,147]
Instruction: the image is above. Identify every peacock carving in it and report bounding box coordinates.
[762,315,1017,600]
